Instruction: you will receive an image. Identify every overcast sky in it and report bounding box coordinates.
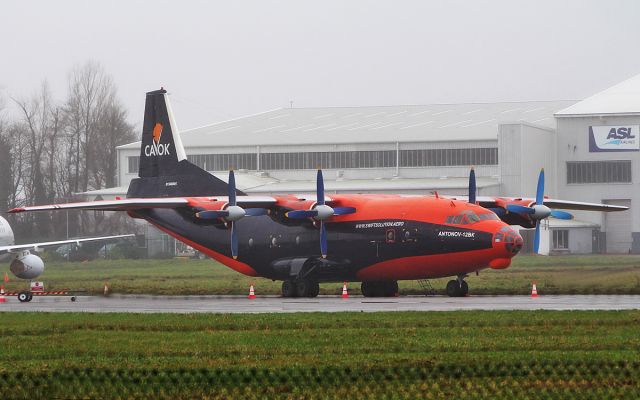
[2,0,640,131]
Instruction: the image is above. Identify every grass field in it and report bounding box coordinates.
[1,311,639,399]
[2,254,640,295]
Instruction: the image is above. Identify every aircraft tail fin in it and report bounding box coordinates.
[127,89,240,198]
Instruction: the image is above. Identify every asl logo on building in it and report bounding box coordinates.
[589,125,639,152]
[144,122,171,156]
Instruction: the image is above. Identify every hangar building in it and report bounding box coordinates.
[89,74,640,255]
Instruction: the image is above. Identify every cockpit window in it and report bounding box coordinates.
[447,210,499,225]
[478,213,499,221]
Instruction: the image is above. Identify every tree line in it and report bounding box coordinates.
[0,61,137,241]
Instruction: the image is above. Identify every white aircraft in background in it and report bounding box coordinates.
[0,215,134,281]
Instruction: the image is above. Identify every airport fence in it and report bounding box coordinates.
[2,360,639,399]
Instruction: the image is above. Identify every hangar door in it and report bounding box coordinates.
[604,199,632,253]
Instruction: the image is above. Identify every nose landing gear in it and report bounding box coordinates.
[445,276,469,297]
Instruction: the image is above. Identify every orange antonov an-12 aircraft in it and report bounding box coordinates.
[9,89,628,297]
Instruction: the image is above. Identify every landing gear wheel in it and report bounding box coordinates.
[460,280,469,296]
[17,292,31,303]
[446,280,462,297]
[385,281,399,297]
[308,281,320,298]
[361,282,374,297]
[282,280,297,298]
[295,279,320,298]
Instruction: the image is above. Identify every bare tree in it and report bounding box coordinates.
[0,95,11,214]
[64,61,115,193]
[90,95,135,189]
[12,82,58,238]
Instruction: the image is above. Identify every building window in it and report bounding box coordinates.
[260,150,396,170]
[566,160,631,184]
[552,230,569,250]
[128,156,139,174]
[399,147,498,167]
[187,154,257,171]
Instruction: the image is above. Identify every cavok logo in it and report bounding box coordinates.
[589,125,639,152]
[144,122,171,156]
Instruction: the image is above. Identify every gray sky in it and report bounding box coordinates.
[2,0,640,130]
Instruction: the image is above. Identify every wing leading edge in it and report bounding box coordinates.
[8,196,278,214]
[444,195,628,212]
[0,234,135,254]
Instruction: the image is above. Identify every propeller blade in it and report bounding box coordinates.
[196,210,230,219]
[317,169,325,205]
[550,209,573,220]
[228,170,237,206]
[245,208,269,217]
[320,221,327,258]
[285,210,318,219]
[487,207,506,216]
[536,169,545,205]
[332,206,356,216]
[506,204,535,215]
[533,221,541,254]
[468,168,476,204]
[230,221,238,259]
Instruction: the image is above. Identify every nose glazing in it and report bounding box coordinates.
[494,226,523,256]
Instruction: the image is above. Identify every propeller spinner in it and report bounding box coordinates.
[505,169,572,253]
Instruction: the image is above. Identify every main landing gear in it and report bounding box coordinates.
[445,275,469,297]
[281,278,320,298]
[361,281,399,297]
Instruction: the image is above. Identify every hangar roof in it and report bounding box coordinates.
[556,73,640,117]
[118,100,573,150]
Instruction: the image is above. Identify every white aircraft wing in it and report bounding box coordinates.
[8,198,191,213]
[0,234,135,254]
[541,199,628,212]
[443,195,628,212]
[8,196,278,214]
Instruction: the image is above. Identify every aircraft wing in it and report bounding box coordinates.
[8,196,278,213]
[0,234,135,254]
[540,199,628,212]
[444,195,628,212]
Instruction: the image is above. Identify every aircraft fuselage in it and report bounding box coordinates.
[136,194,523,282]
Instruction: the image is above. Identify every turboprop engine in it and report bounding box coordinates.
[9,251,45,279]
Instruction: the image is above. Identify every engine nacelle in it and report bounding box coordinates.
[10,251,45,279]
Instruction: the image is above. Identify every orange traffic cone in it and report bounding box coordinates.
[3,272,8,283]
[0,285,6,303]
[531,283,538,298]
[103,283,109,296]
[341,282,349,298]
[248,284,256,299]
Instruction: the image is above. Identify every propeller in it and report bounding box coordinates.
[285,169,356,258]
[505,169,573,253]
[195,170,268,259]
[468,168,476,204]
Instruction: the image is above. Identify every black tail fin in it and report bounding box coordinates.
[127,89,240,198]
